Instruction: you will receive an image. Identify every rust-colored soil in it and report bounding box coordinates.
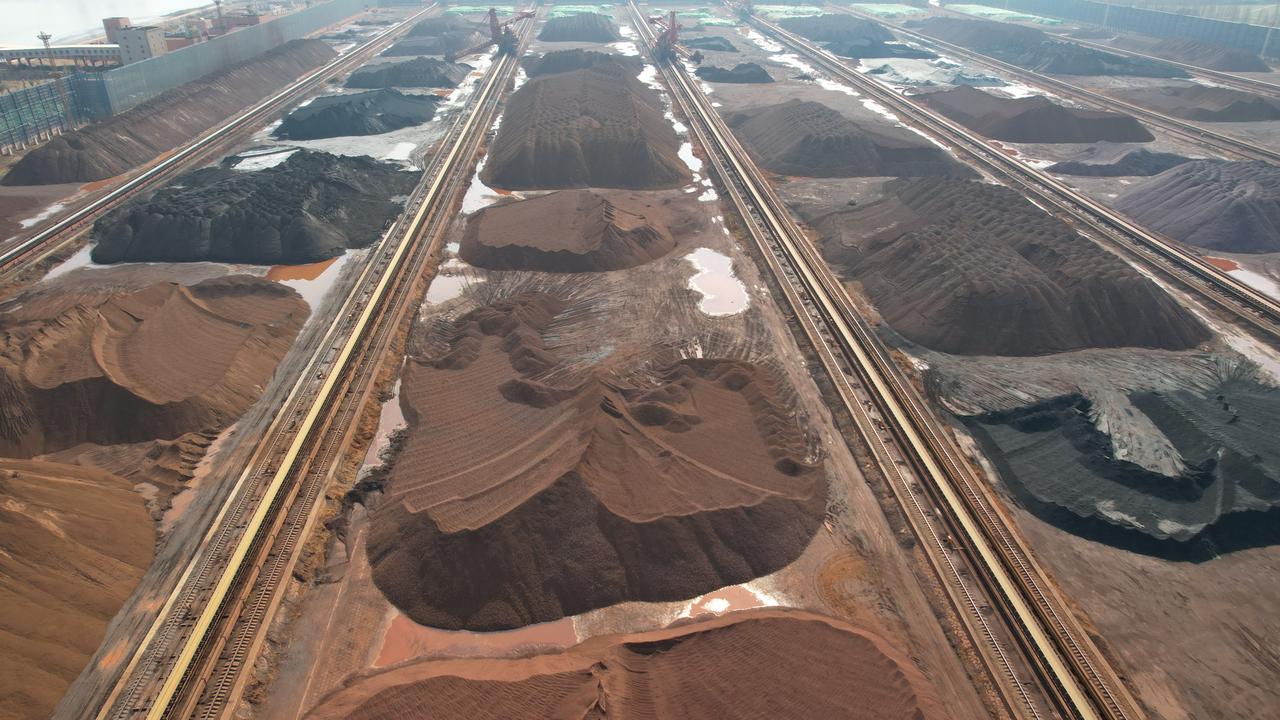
[0,275,307,456]
[0,458,154,720]
[460,189,695,272]
[368,294,824,630]
[305,609,947,720]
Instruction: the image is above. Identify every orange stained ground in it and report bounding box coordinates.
[1203,256,1241,271]
[267,257,340,281]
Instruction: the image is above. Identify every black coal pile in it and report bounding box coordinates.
[90,151,417,264]
[801,177,1208,355]
[537,12,621,42]
[346,57,471,88]
[408,15,483,37]
[1116,84,1280,122]
[913,17,1186,77]
[918,86,1154,143]
[727,99,972,178]
[482,63,689,190]
[1047,148,1193,177]
[381,33,485,57]
[1130,36,1270,72]
[1116,160,1280,253]
[696,63,773,83]
[685,35,738,52]
[969,381,1280,560]
[781,14,934,59]
[274,89,440,140]
[523,49,641,78]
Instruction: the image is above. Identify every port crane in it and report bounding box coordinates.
[648,10,703,63]
[447,6,535,61]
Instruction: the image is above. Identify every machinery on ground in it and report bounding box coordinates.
[448,6,535,61]
[648,10,703,63]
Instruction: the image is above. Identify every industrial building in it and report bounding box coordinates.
[116,26,168,64]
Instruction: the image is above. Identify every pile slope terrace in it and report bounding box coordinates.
[536,12,621,43]
[385,15,487,57]
[1,39,336,186]
[1116,160,1280,253]
[803,177,1207,356]
[726,99,972,178]
[918,86,1154,143]
[968,382,1280,560]
[91,151,417,265]
[1114,84,1280,123]
[696,62,774,84]
[0,276,307,457]
[911,17,1185,77]
[779,14,934,60]
[367,294,825,631]
[461,189,695,272]
[1046,146,1193,177]
[1127,36,1271,72]
[345,57,471,89]
[274,89,441,140]
[303,610,947,720]
[522,48,642,78]
[482,63,691,190]
[0,459,155,720]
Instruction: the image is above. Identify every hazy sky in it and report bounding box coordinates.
[0,0,209,46]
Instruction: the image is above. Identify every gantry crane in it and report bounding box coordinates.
[648,10,704,64]
[447,6,535,61]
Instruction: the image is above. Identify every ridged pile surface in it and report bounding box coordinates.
[346,57,472,88]
[727,99,971,177]
[1116,84,1280,122]
[2,40,336,185]
[696,62,774,83]
[0,459,154,720]
[914,17,1185,77]
[1047,147,1192,176]
[1116,160,1280,253]
[482,64,690,189]
[274,89,441,140]
[919,86,1154,143]
[808,177,1207,355]
[91,151,416,264]
[304,610,947,720]
[0,276,307,456]
[523,49,642,78]
[368,295,823,631]
[536,12,621,42]
[1129,36,1270,72]
[460,190,679,272]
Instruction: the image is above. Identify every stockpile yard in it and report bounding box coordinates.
[5,3,1280,720]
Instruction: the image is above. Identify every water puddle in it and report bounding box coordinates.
[268,252,353,309]
[42,244,102,281]
[383,142,417,163]
[675,582,782,620]
[363,377,406,466]
[685,247,749,316]
[233,147,298,171]
[374,612,577,667]
[1231,268,1280,300]
[425,256,484,305]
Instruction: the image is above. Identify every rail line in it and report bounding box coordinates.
[753,11,1280,347]
[838,5,1280,165]
[91,13,535,720]
[0,4,434,277]
[632,3,1146,718]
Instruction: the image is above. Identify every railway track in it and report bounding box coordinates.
[89,12,536,720]
[631,3,1145,718]
[838,5,1280,165]
[748,10,1280,347]
[0,4,434,278]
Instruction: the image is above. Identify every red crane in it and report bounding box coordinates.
[447,7,535,61]
[648,10,703,64]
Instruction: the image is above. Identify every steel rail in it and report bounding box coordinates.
[0,4,434,274]
[837,5,1280,164]
[638,3,1144,718]
[753,13,1280,344]
[89,15,530,720]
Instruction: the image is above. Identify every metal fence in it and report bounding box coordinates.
[83,0,371,116]
[0,78,79,152]
[965,0,1280,58]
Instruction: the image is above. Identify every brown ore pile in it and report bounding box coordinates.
[727,99,971,178]
[367,294,824,631]
[1115,84,1280,122]
[0,276,307,457]
[803,177,1207,355]
[0,459,154,720]
[1116,160,1280,253]
[304,610,946,720]
[1127,36,1271,72]
[482,60,690,190]
[460,190,691,272]
[536,12,621,42]
[918,86,1153,143]
[2,40,336,185]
